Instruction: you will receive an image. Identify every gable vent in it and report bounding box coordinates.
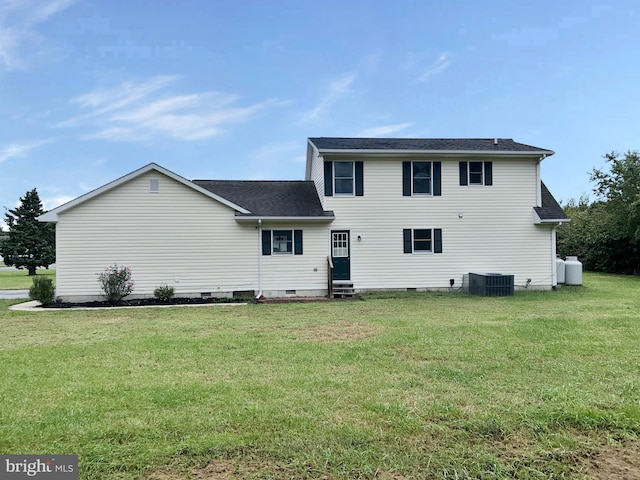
[150,178,159,193]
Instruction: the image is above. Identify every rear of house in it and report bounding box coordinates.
[40,137,569,302]
[306,138,569,292]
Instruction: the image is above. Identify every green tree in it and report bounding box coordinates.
[0,189,55,275]
[559,151,640,274]
[591,151,640,245]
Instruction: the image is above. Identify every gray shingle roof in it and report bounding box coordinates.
[535,182,570,221]
[193,180,331,217]
[309,137,553,153]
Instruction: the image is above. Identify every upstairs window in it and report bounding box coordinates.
[459,161,493,186]
[403,228,443,254]
[334,161,354,195]
[403,161,441,196]
[413,162,432,194]
[324,161,364,196]
[262,229,303,255]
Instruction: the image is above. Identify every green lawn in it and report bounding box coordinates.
[0,268,55,290]
[1,272,639,479]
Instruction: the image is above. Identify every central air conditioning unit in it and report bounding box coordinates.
[468,273,514,296]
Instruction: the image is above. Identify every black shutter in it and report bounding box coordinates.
[484,161,493,186]
[261,229,271,255]
[403,229,412,253]
[433,161,441,196]
[402,162,411,196]
[355,161,364,196]
[294,230,303,255]
[434,229,443,254]
[324,162,333,196]
[459,161,468,186]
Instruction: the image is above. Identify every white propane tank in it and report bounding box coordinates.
[555,255,566,284]
[564,256,583,286]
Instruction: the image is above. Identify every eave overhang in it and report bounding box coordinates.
[235,213,335,223]
[533,209,572,225]
[316,149,554,158]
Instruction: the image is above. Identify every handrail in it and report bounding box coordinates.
[327,256,334,298]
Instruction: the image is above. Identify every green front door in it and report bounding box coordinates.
[331,231,350,280]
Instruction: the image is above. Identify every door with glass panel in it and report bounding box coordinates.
[331,230,350,280]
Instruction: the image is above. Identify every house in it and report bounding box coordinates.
[39,137,569,302]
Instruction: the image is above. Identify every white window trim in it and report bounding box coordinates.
[410,228,434,254]
[333,161,355,196]
[272,229,293,255]
[468,161,484,186]
[411,161,433,196]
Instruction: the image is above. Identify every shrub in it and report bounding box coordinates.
[97,264,134,305]
[29,276,55,305]
[154,284,175,302]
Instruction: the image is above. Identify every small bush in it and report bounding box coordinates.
[29,276,55,305]
[154,284,175,302]
[97,264,134,305]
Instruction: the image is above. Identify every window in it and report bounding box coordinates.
[262,229,303,255]
[324,161,364,196]
[334,161,354,195]
[149,178,159,193]
[403,161,441,196]
[413,229,432,251]
[273,230,292,254]
[403,228,443,254]
[413,162,432,194]
[459,161,493,186]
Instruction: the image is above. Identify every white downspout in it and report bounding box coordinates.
[551,221,563,287]
[257,219,263,300]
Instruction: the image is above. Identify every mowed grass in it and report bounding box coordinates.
[0,268,55,289]
[0,273,639,479]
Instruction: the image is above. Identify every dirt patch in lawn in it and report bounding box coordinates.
[581,439,640,479]
[146,459,407,479]
[294,320,380,343]
[145,441,640,479]
[146,458,297,479]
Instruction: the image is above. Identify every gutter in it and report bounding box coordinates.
[316,149,555,157]
[236,214,335,223]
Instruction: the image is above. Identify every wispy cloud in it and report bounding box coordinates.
[357,122,413,137]
[492,5,611,47]
[246,142,301,178]
[58,76,280,141]
[0,139,51,163]
[0,0,77,70]
[419,53,452,81]
[42,195,75,211]
[300,73,356,122]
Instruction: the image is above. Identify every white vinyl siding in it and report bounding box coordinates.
[54,171,329,300]
[322,157,554,290]
[260,222,328,293]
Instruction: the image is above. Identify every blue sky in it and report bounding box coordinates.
[1,0,639,229]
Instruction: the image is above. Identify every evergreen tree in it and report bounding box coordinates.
[0,189,55,275]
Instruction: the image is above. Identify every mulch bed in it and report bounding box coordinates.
[41,296,254,308]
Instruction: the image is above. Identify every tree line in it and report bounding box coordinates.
[557,151,640,274]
